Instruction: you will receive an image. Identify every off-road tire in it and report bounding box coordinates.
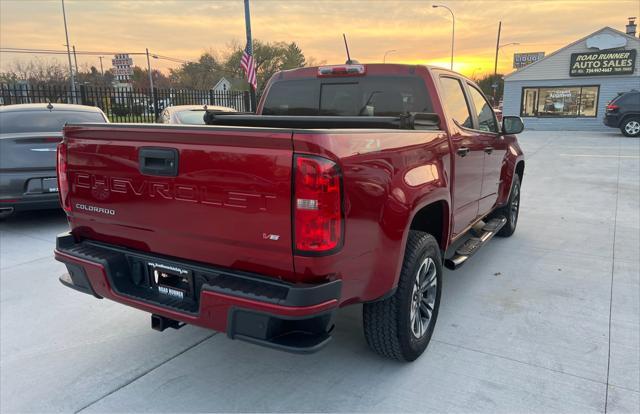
[620,117,640,137]
[492,174,521,237]
[362,231,442,361]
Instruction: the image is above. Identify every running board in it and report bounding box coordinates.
[444,216,507,270]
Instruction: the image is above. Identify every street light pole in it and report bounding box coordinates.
[493,21,502,76]
[98,56,104,76]
[433,4,455,70]
[383,49,397,63]
[61,0,76,103]
[492,40,520,105]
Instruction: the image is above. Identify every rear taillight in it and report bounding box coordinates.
[294,155,343,254]
[57,142,71,213]
[606,104,619,111]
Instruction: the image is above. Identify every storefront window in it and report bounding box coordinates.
[520,86,599,117]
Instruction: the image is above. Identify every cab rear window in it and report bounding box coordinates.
[262,76,433,116]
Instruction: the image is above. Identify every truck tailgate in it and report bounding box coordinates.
[63,124,295,279]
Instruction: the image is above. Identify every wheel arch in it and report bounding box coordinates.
[620,113,640,127]
[408,199,451,251]
[515,160,525,185]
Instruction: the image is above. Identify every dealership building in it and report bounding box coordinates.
[503,24,639,131]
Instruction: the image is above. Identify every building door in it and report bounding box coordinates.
[523,88,538,116]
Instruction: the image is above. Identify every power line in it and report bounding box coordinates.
[0,47,244,77]
[0,47,191,63]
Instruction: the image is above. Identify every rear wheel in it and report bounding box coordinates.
[621,117,640,137]
[363,231,442,361]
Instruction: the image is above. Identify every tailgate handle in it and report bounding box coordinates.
[139,147,179,176]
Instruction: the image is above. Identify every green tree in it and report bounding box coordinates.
[224,40,306,92]
[76,65,114,86]
[130,66,171,89]
[168,53,224,89]
[475,73,504,105]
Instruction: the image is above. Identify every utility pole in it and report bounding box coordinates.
[98,56,104,76]
[72,45,79,78]
[146,48,156,118]
[243,0,257,112]
[61,0,76,103]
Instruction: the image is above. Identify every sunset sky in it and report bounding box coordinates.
[1,0,638,77]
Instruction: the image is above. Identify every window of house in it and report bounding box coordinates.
[521,86,600,117]
[439,77,473,128]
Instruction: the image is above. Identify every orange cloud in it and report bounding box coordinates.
[1,0,637,78]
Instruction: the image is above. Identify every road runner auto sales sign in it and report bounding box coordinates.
[569,49,636,76]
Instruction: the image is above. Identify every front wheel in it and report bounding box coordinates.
[363,231,442,361]
[492,174,521,237]
[621,117,640,137]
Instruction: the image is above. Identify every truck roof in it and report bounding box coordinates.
[273,63,461,81]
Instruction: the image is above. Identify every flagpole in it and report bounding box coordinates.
[243,0,257,112]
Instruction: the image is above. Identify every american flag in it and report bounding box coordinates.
[241,41,257,90]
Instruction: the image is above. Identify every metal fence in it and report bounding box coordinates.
[0,83,252,122]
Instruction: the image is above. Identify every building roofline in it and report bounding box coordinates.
[504,26,639,80]
[212,77,229,90]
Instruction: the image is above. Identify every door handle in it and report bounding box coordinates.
[457,147,470,157]
[484,146,494,154]
[139,147,179,176]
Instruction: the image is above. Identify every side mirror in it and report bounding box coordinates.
[501,116,524,135]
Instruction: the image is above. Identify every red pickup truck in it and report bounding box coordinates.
[55,64,525,361]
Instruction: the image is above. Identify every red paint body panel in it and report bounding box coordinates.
[64,125,296,280]
[59,64,524,324]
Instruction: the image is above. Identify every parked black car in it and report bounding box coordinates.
[0,103,108,219]
[604,90,640,137]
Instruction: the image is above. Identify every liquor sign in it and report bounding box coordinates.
[569,49,636,76]
[513,52,545,69]
[112,53,134,82]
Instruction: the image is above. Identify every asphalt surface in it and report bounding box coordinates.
[1,131,638,413]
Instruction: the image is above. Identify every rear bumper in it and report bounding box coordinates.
[0,170,60,216]
[0,194,59,216]
[603,114,621,128]
[54,232,341,353]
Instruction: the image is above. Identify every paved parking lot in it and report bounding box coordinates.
[1,130,638,413]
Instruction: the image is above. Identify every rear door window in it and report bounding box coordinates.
[0,110,106,134]
[262,76,432,116]
[438,77,473,129]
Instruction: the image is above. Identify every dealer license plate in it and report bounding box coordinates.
[148,262,193,301]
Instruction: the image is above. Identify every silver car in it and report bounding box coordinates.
[157,105,236,124]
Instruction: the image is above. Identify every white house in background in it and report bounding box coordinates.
[212,77,247,93]
[502,24,639,131]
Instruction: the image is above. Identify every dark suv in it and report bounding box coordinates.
[604,90,640,137]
